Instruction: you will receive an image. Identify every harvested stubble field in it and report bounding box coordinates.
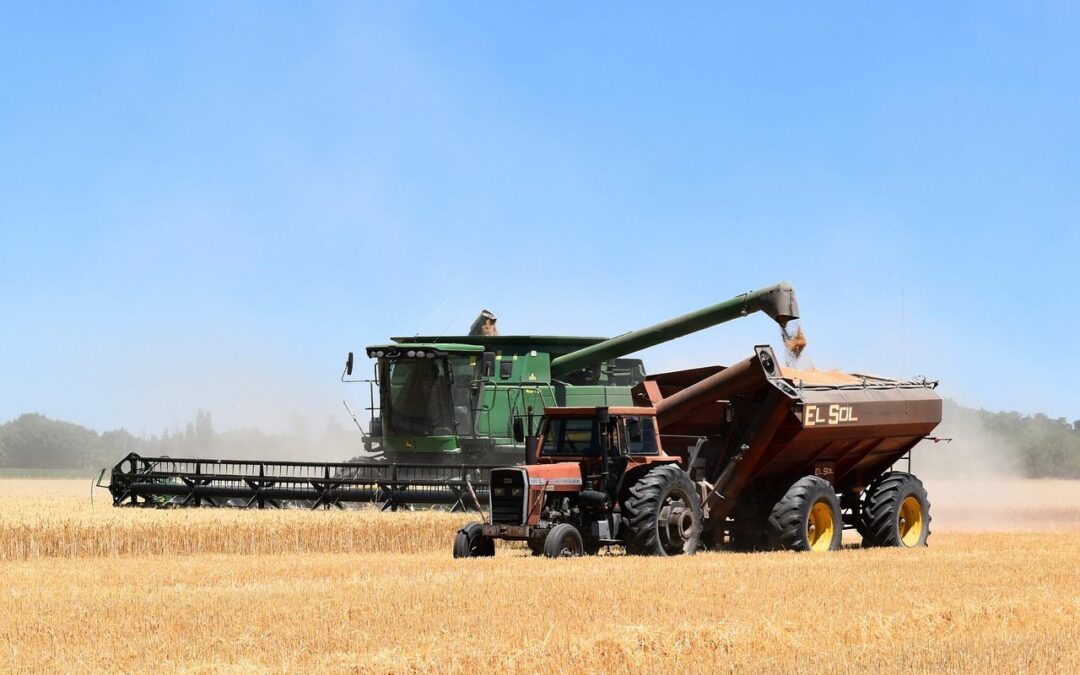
[2,479,1079,673]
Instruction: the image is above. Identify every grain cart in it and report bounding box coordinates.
[453,345,941,557]
[108,284,799,510]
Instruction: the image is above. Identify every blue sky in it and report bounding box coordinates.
[1,2,1077,434]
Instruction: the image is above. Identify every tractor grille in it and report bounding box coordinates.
[490,468,527,525]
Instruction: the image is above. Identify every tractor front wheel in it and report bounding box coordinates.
[453,522,495,558]
[542,523,584,558]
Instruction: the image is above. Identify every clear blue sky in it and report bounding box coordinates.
[2,2,1077,435]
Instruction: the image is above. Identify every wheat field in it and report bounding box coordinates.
[1,478,1079,673]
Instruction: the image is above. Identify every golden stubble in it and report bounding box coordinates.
[1,479,1078,673]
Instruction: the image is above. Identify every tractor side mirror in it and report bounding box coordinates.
[512,418,525,443]
[345,352,354,376]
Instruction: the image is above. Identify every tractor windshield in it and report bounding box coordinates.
[540,417,601,457]
[380,358,456,436]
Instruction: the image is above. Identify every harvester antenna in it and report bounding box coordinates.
[431,312,462,344]
[414,296,450,338]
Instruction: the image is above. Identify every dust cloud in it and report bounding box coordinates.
[913,405,1080,532]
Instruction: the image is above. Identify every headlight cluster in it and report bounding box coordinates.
[492,487,524,497]
[367,349,439,359]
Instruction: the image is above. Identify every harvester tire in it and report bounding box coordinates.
[766,476,842,552]
[860,472,931,548]
[622,464,703,556]
[543,523,584,558]
[453,522,495,558]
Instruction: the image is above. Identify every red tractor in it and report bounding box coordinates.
[454,405,701,558]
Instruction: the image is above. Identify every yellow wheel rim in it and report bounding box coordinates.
[898,496,924,547]
[807,501,835,552]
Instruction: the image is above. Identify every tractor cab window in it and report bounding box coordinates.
[540,418,600,457]
[623,417,658,455]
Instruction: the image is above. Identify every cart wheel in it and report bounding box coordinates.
[860,472,931,548]
[543,523,584,558]
[453,522,495,558]
[767,476,842,552]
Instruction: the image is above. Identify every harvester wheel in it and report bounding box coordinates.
[542,523,584,558]
[766,476,842,552]
[453,522,495,558]
[622,464,703,556]
[860,472,931,548]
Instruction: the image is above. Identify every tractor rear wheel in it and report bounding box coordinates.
[623,464,703,556]
[453,522,495,558]
[543,523,584,558]
[860,472,931,548]
[767,476,842,552]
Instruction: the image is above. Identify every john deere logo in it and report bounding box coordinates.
[403,439,415,449]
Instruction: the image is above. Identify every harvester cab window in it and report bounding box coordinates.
[381,358,456,436]
[450,356,481,435]
[541,418,600,457]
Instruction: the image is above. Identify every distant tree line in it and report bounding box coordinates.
[0,410,360,471]
[0,402,1078,478]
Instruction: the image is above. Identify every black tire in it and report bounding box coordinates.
[453,522,495,558]
[766,476,842,552]
[542,523,584,558]
[622,464,703,556]
[860,472,931,548]
[527,536,545,556]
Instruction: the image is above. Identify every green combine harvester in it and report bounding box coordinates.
[107,282,799,510]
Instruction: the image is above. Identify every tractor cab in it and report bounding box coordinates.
[533,406,666,465]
